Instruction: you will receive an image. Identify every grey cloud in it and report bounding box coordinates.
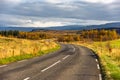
[0,0,120,26]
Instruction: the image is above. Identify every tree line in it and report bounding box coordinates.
[0,30,19,37]
[58,29,119,42]
[0,31,50,39]
[0,29,119,41]
[80,29,119,41]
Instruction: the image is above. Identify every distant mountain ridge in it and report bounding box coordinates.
[39,22,120,30]
[0,22,120,31]
[0,27,37,31]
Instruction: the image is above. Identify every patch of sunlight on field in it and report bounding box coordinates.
[71,39,120,80]
[0,37,59,62]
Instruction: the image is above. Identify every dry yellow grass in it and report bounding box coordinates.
[0,37,58,59]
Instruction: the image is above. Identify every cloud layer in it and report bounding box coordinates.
[0,0,120,27]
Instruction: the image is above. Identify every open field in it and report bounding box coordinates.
[71,39,120,80]
[0,37,60,64]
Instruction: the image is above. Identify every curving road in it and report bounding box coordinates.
[0,44,102,80]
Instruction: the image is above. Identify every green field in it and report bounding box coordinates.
[72,39,120,80]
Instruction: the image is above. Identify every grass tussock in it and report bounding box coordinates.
[0,37,60,64]
[71,40,120,80]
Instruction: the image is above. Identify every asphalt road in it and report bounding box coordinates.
[0,44,102,80]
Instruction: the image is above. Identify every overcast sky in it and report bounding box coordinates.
[0,0,120,27]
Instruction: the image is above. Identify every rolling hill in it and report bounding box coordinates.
[0,22,120,31]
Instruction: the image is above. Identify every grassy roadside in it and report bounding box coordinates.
[70,40,120,80]
[0,45,60,65]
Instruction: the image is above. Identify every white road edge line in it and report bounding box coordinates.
[99,74,102,80]
[71,46,75,52]
[95,59,98,62]
[0,65,7,68]
[24,77,30,80]
[97,64,100,69]
[41,60,61,72]
[18,60,27,63]
[62,55,70,60]
[73,47,75,52]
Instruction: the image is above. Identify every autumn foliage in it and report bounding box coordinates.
[0,29,119,42]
